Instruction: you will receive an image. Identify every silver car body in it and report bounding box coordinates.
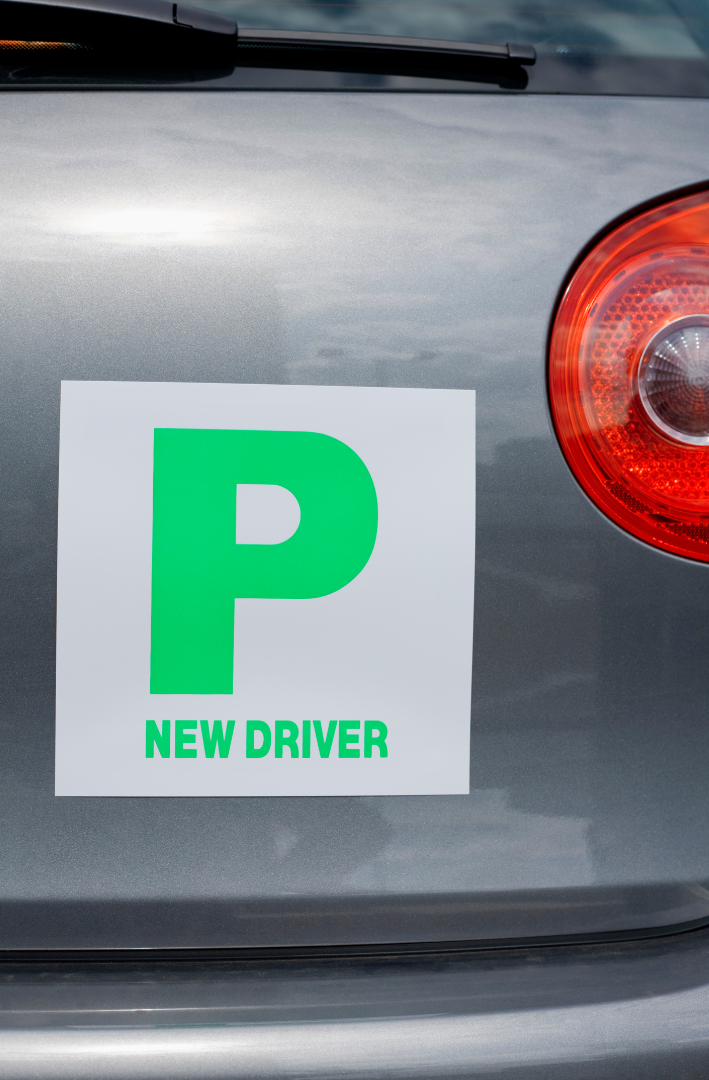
[1,83,709,1074]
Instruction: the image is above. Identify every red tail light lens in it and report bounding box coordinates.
[549,188,709,561]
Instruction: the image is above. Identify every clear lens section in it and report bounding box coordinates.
[639,317,709,444]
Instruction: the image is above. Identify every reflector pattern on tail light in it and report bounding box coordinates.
[548,188,709,561]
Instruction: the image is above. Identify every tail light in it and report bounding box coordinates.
[548,187,709,561]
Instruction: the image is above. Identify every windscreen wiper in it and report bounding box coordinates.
[0,0,535,85]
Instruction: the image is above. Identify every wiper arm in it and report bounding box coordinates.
[0,0,235,80]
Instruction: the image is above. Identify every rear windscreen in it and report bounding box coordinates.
[196,0,709,61]
[151,0,709,94]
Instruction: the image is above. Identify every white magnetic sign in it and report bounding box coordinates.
[55,382,476,797]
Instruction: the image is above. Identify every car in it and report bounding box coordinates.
[2,0,709,1075]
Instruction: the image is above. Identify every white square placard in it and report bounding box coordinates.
[55,382,475,796]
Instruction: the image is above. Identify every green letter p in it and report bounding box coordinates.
[150,429,378,694]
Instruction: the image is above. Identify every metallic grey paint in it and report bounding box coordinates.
[3,928,709,1077]
[1,92,709,947]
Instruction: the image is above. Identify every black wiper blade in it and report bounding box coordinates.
[232,30,535,88]
[237,30,535,66]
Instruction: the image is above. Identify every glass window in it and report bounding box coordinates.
[195,0,709,60]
